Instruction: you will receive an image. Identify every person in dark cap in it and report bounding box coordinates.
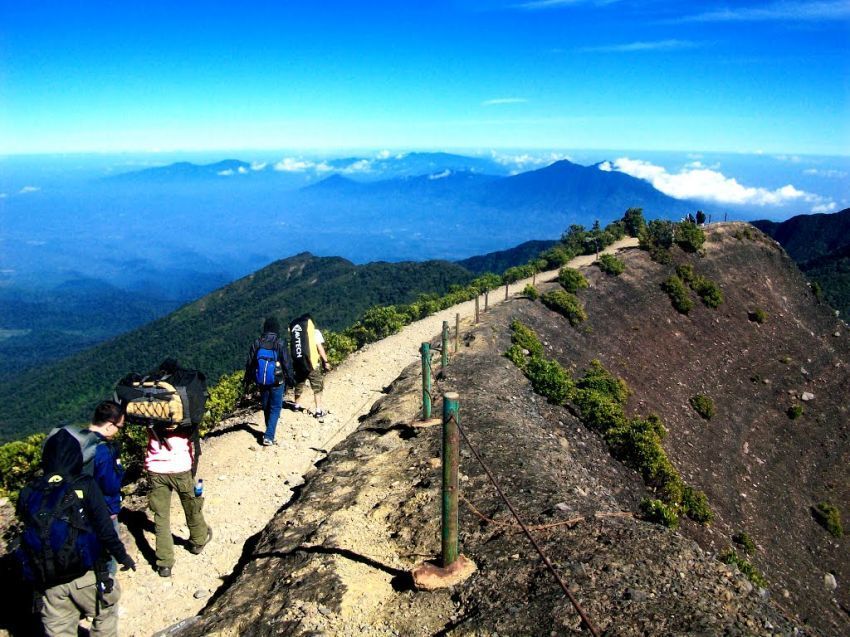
[16,428,135,636]
[243,316,296,446]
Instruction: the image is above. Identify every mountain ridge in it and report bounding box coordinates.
[173,224,848,636]
[0,253,475,440]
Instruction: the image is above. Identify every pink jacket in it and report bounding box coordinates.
[144,430,193,474]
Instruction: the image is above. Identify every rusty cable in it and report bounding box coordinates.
[450,413,601,637]
[459,493,633,532]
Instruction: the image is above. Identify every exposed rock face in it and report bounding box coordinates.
[179,225,848,636]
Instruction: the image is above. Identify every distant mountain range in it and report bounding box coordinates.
[110,154,704,226]
[0,150,713,404]
[753,208,850,317]
[107,152,512,184]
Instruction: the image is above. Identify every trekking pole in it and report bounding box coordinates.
[454,313,460,353]
[441,321,449,374]
[442,392,460,566]
[474,295,480,324]
[420,342,432,420]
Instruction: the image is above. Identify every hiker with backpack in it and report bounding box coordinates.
[136,360,213,578]
[15,428,136,637]
[243,316,296,446]
[289,313,332,423]
[86,401,126,572]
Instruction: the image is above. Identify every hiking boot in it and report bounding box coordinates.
[314,409,328,423]
[293,403,305,412]
[158,566,172,578]
[189,526,213,555]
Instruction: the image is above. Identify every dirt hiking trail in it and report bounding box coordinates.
[113,238,638,636]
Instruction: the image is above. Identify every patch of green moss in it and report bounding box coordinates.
[521,284,539,300]
[557,267,589,293]
[720,549,768,588]
[640,498,679,528]
[541,289,587,326]
[732,531,757,554]
[597,253,625,276]
[813,502,843,538]
[662,275,693,314]
[689,394,716,420]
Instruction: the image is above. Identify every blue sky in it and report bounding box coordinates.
[1,0,848,155]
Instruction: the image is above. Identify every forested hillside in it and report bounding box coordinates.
[456,239,557,274]
[0,254,473,441]
[753,208,850,315]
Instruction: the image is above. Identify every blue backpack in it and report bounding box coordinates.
[15,475,101,588]
[254,336,280,386]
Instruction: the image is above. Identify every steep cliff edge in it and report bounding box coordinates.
[178,225,848,636]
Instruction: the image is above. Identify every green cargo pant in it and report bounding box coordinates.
[148,470,208,568]
[41,570,120,637]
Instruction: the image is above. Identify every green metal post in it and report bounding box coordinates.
[441,321,449,373]
[474,295,479,323]
[533,270,537,285]
[505,282,509,300]
[484,291,489,312]
[421,342,432,420]
[442,392,460,567]
[454,313,460,353]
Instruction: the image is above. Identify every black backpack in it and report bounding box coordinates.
[114,367,208,430]
[15,475,101,588]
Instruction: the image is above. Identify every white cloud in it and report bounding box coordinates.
[491,151,572,169]
[0,193,7,198]
[682,1,850,22]
[811,202,837,213]
[685,160,721,170]
[19,186,41,194]
[315,161,333,172]
[341,159,373,173]
[217,169,234,176]
[774,154,803,163]
[600,157,828,210]
[376,150,392,159]
[482,98,528,106]
[238,166,248,174]
[274,157,313,172]
[429,170,452,180]
[803,168,847,178]
[250,161,267,171]
[580,39,699,53]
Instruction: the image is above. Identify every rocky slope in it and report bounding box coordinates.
[176,224,848,636]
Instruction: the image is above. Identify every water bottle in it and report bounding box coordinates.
[194,478,204,497]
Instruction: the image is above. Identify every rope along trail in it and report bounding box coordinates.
[116,238,638,636]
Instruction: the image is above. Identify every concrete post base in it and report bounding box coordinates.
[412,554,477,590]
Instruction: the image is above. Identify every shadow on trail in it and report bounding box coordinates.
[202,420,259,441]
[119,508,157,568]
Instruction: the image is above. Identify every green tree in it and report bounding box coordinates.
[560,225,587,255]
[675,222,706,253]
[623,207,646,237]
